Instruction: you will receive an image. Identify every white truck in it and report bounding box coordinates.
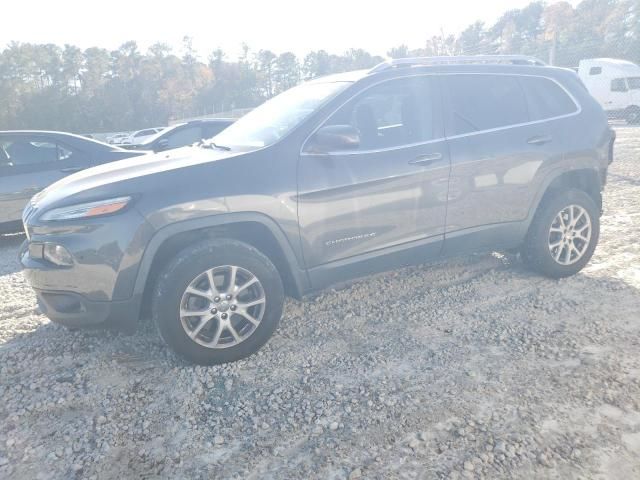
[578,58,640,124]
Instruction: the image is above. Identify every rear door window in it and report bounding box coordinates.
[442,74,529,135]
[519,76,578,121]
[0,138,77,168]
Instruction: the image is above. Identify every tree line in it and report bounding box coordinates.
[0,0,637,133]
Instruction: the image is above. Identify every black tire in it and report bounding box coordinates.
[152,238,284,365]
[626,106,640,125]
[522,189,599,278]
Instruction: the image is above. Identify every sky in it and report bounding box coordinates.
[4,0,577,59]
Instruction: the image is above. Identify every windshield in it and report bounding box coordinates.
[627,77,640,90]
[212,81,351,148]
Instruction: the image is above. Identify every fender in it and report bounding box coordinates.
[524,164,602,231]
[130,212,311,300]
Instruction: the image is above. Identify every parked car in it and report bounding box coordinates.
[121,119,234,152]
[123,127,165,145]
[0,131,146,232]
[578,58,640,124]
[107,133,131,144]
[20,55,615,365]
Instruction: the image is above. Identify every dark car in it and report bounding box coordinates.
[122,119,234,153]
[0,131,146,232]
[20,55,615,365]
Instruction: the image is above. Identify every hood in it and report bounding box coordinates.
[32,145,251,210]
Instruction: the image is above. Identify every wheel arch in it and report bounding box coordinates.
[135,214,309,316]
[529,168,603,229]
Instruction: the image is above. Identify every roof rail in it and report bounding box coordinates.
[369,55,547,73]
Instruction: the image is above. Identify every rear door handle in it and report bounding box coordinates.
[60,166,82,173]
[527,135,552,146]
[409,152,443,166]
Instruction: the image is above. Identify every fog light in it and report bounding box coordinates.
[43,243,74,266]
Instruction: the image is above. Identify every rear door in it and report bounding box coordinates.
[441,73,575,253]
[298,75,450,269]
[0,134,90,224]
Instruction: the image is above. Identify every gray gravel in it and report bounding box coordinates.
[1,126,640,479]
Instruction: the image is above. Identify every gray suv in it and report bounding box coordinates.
[20,56,615,365]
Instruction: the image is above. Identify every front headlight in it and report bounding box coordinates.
[40,196,132,222]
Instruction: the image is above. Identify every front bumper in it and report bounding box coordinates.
[20,207,155,333]
[33,288,140,333]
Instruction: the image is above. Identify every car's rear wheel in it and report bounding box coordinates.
[522,189,599,278]
[152,239,284,365]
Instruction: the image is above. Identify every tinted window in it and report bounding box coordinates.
[611,78,628,92]
[323,76,437,150]
[166,126,203,148]
[203,122,230,139]
[627,77,640,90]
[589,67,602,75]
[444,75,528,135]
[0,139,73,167]
[520,76,578,120]
[135,129,156,137]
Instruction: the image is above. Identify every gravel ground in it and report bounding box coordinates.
[1,126,639,480]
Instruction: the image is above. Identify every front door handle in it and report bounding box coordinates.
[527,135,552,146]
[409,152,443,166]
[60,166,82,173]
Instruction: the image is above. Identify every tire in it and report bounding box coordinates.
[152,238,284,365]
[522,189,599,278]
[626,106,640,125]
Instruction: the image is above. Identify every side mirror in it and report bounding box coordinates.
[305,125,360,154]
[155,139,170,152]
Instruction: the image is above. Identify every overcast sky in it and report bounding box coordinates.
[4,0,577,59]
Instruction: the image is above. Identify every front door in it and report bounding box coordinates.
[297,76,450,271]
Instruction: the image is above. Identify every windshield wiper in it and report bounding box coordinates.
[200,141,231,151]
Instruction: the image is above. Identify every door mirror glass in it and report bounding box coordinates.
[306,125,360,153]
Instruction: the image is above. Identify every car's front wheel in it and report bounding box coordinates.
[522,189,600,278]
[152,239,284,365]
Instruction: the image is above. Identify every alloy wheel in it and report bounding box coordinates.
[548,204,592,266]
[179,265,266,348]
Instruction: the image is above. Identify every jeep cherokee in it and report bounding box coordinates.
[20,55,616,365]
